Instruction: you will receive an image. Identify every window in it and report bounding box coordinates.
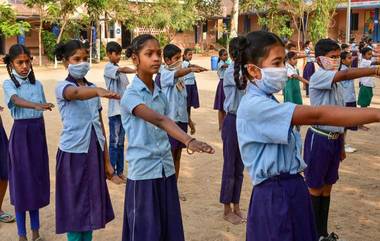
[109,21,115,38]
[203,21,208,33]
[244,15,251,33]
[351,13,359,31]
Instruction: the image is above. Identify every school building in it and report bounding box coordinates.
[3,0,380,59]
[333,0,380,42]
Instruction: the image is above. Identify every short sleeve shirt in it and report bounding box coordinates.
[223,63,245,114]
[104,62,129,117]
[309,68,345,133]
[120,76,175,180]
[55,76,105,153]
[237,83,306,186]
[3,78,46,120]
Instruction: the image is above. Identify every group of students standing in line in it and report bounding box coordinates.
[0,30,380,241]
[211,32,380,241]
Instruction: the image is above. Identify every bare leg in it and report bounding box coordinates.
[218,111,226,131]
[223,204,242,225]
[233,203,246,221]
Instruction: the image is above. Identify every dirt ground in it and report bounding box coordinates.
[0,56,379,241]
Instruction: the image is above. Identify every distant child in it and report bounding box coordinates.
[358,47,380,109]
[285,51,309,105]
[54,40,117,241]
[159,44,207,181]
[235,30,380,241]
[0,107,15,224]
[220,37,246,225]
[304,38,380,240]
[121,34,214,241]
[214,49,229,130]
[303,40,315,97]
[339,51,358,153]
[340,43,350,52]
[104,41,136,185]
[3,44,53,241]
[183,48,200,135]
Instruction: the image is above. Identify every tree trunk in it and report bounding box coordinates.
[230,0,239,38]
[38,9,43,66]
[56,17,68,44]
[54,17,68,68]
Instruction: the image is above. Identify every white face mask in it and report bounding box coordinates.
[68,62,90,79]
[12,68,31,79]
[253,66,288,94]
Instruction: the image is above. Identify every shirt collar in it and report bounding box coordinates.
[65,74,94,87]
[133,75,161,98]
[247,81,278,102]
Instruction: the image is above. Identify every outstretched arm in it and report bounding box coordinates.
[292,105,380,127]
[333,67,379,83]
[133,104,214,154]
[63,86,120,101]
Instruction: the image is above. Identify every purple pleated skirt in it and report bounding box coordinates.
[55,129,114,234]
[0,122,8,180]
[168,122,188,150]
[8,117,50,212]
[246,174,317,241]
[303,62,315,81]
[186,84,200,109]
[213,79,225,111]
[122,174,185,241]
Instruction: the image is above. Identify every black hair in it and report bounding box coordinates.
[234,31,284,90]
[55,40,88,61]
[341,43,349,50]
[106,41,122,54]
[361,47,372,56]
[286,43,296,50]
[339,51,352,70]
[218,49,227,63]
[183,48,193,61]
[286,51,297,61]
[163,44,181,60]
[3,44,36,88]
[229,37,244,60]
[125,34,159,59]
[304,40,311,49]
[314,38,341,58]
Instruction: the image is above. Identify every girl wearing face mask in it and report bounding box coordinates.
[54,40,119,241]
[2,44,54,241]
[234,32,380,241]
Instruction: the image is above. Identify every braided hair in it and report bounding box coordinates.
[3,44,36,88]
[233,31,284,90]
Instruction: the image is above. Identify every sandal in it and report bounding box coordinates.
[0,212,15,223]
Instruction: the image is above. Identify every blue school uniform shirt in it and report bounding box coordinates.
[236,82,306,186]
[223,62,245,114]
[55,76,105,153]
[182,60,196,85]
[3,77,46,120]
[339,64,356,103]
[104,62,129,117]
[159,66,188,123]
[217,60,227,79]
[309,68,345,133]
[120,76,175,180]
